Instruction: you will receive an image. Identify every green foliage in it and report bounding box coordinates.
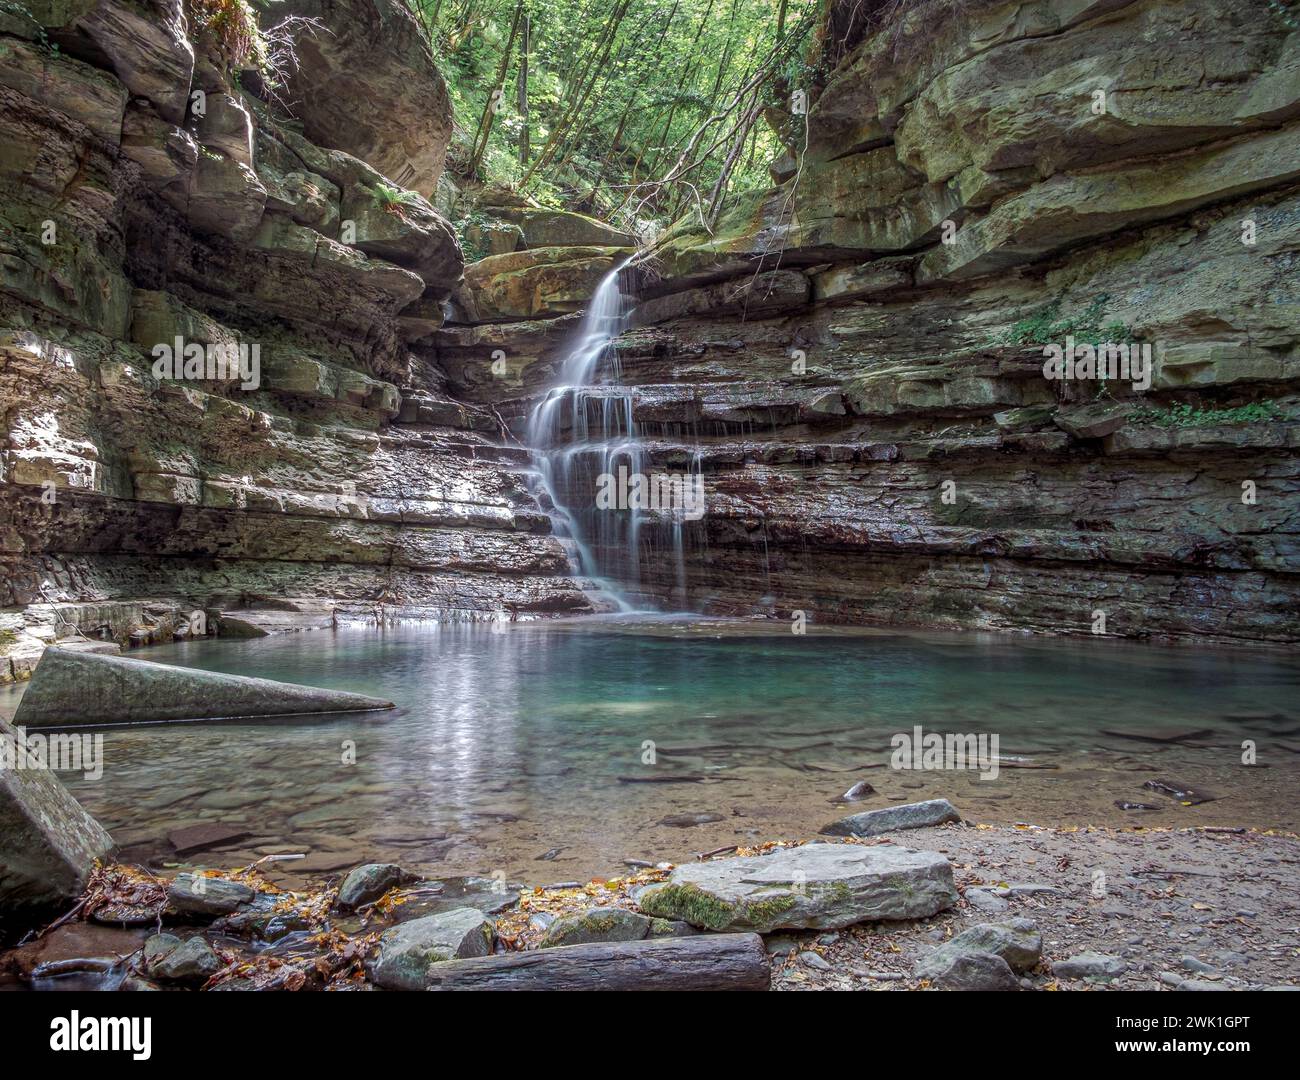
[455,208,496,262]
[0,1,58,53]
[990,294,1129,347]
[371,182,422,212]
[186,0,268,70]
[411,0,820,229]
[0,628,16,649]
[1128,400,1289,429]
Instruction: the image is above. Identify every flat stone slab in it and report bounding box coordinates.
[13,647,394,727]
[820,798,961,838]
[636,842,957,932]
[0,718,114,919]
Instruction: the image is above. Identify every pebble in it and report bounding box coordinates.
[967,888,1009,913]
[1181,955,1215,975]
[798,951,833,971]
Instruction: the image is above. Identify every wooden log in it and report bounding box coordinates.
[422,933,770,991]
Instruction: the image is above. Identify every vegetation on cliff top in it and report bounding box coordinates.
[405,0,833,234]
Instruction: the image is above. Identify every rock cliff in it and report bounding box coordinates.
[441,0,1300,644]
[0,0,592,679]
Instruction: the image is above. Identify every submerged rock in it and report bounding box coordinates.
[636,843,957,932]
[14,648,395,727]
[0,717,114,922]
[366,908,495,990]
[820,799,961,838]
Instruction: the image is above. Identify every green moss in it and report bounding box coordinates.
[988,293,1129,348]
[639,883,737,931]
[818,880,853,904]
[887,875,915,898]
[1128,400,1288,428]
[742,894,798,927]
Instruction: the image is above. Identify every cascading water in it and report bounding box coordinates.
[527,258,697,611]
[526,261,640,608]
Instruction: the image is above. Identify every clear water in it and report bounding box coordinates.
[3,618,1296,885]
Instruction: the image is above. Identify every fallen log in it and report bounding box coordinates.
[422,933,770,991]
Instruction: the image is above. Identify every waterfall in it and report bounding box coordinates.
[526,261,640,609]
[527,259,699,612]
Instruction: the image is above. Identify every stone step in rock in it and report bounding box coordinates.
[421,933,771,991]
[0,717,114,922]
[635,842,957,933]
[13,648,394,728]
[820,798,962,838]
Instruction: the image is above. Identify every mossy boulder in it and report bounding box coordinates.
[538,906,652,948]
[635,843,956,933]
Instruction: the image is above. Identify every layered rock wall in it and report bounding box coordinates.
[0,0,591,679]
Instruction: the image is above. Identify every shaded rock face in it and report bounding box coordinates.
[280,0,453,197]
[447,0,1300,644]
[0,5,595,679]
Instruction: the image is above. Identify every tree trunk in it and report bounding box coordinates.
[467,0,525,180]
[517,12,530,166]
[422,933,771,991]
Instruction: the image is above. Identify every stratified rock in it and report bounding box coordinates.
[335,863,411,911]
[365,908,495,989]
[635,843,957,932]
[1053,401,1133,440]
[916,918,1042,981]
[167,823,251,856]
[820,799,961,838]
[0,717,114,920]
[489,206,636,248]
[631,270,809,326]
[1052,952,1127,980]
[281,0,452,197]
[0,36,128,146]
[27,0,195,122]
[538,907,652,949]
[339,181,462,294]
[465,246,633,320]
[167,873,255,918]
[14,648,395,727]
[142,933,220,985]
